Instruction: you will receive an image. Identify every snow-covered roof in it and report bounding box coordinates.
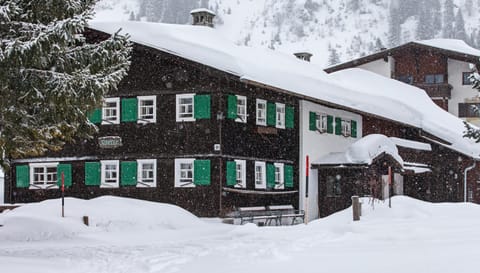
[88,21,480,159]
[190,8,216,15]
[314,134,404,166]
[389,137,432,151]
[415,39,480,57]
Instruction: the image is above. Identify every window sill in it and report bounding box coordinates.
[29,185,59,190]
[100,183,119,188]
[176,118,196,122]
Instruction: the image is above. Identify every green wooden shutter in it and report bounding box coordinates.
[266,163,275,189]
[85,162,101,186]
[121,161,137,186]
[194,95,211,119]
[309,112,317,131]
[335,117,342,135]
[351,120,357,138]
[121,98,138,122]
[226,161,236,186]
[57,164,72,187]
[267,102,276,126]
[16,165,30,188]
[194,160,211,186]
[227,95,237,119]
[286,106,294,128]
[88,108,102,124]
[284,165,293,188]
[327,115,334,134]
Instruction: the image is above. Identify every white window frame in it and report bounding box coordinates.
[102,97,120,125]
[235,95,247,123]
[100,160,119,188]
[274,163,284,190]
[254,161,266,189]
[234,159,246,188]
[137,95,157,124]
[316,113,328,133]
[276,103,285,129]
[256,99,267,126]
[29,162,59,189]
[341,119,351,137]
[137,159,157,188]
[175,158,195,188]
[176,94,195,122]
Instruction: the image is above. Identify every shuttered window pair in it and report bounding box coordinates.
[174,159,211,187]
[85,159,158,188]
[309,112,357,138]
[230,95,294,128]
[89,96,157,124]
[225,161,294,189]
[15,163,72,189]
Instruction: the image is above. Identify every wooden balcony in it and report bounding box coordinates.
[414,83,452,99]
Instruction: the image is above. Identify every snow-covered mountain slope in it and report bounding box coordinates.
[92,0,480,67]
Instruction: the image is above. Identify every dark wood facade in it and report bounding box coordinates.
[4,29,299,217]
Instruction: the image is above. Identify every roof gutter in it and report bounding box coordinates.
[464,160,476,202]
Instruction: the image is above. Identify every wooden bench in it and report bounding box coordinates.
[231,205,305,226]
[267,205,305,225]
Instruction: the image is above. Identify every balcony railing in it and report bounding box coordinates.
[413,83,452,98]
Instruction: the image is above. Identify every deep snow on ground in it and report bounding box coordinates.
[1,196,480,273]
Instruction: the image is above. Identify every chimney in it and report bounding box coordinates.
[294,52,313,62]
[190,8,216,28]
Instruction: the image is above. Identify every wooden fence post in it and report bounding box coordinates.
[352,196,360,221]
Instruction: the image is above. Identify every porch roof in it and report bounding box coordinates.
[312,134,404,167]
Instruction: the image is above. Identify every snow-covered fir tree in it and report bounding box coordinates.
[442,0,455,38]
[0,0,131,169]
[454,9,467,42]
[328,45,341,65]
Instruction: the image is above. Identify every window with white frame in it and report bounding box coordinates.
[176,94,195,122]
[274,163,284,190]
[316,113,328,132]
[102,97,120,125]
[175,158,195,187]
[235,159,246,188]
[341,119,351,137]
[29,163,59,189]
[236,95,247,123]
[254,161,266,189]
[276,103,285,129]
[137,159,157,187]
[256,99,267,126]
[101,160,119,188]
[138,96,156,123]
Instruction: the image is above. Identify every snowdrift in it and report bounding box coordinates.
[0,196,204,242]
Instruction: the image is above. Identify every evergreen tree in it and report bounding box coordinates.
[431,0,442,35]
[454,9,467,41]
[442,0,455,38]
[416,1,433,40]
[0,0,131,169]
[328,45,340,65]
[388,2,401,47]
[375,38,385,50]
[129,11,135,21]
[465,0,474,16]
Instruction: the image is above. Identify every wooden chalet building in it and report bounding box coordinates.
[4,13,480,219]
[325,39,480,125]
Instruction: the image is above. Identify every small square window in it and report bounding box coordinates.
[102,97,120,125]
[137,159,157,187]
[101,160,119,188]
[175,158,195,188]
[234,160,246,188]
[316,113,328,133]
[255,161,266,189]
[256,99,267,126]
[29,163,59,189]
[138,96,156,123]
[274,163,284,190]
[276,103,285,129]
[236,95,247,123]
[397,75,413,84]
[463,72,474,85]
[341,120,351,137]
[176,94,195,122]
